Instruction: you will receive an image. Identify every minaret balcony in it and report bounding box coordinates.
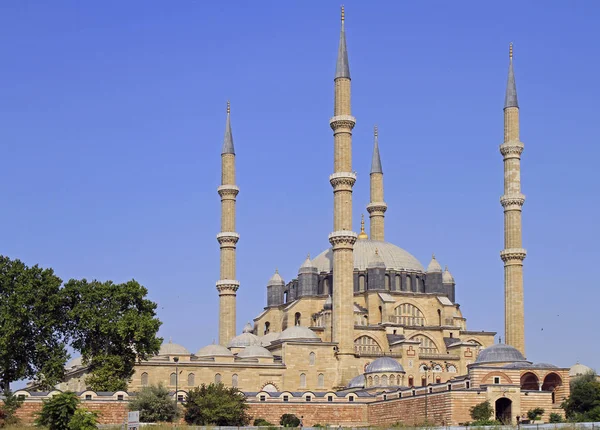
[329,115,356,131]
[499,141,524,158]
[500,248,527,263]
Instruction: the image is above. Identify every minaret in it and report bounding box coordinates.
[329,6,357,381]
[367,125,387,241]
[216,101,240,346]
[499,44,527,355]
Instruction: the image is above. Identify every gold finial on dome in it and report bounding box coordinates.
[509,43,513,60]
[358,214,368,240]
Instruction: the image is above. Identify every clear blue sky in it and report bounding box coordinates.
[1,1,599,375]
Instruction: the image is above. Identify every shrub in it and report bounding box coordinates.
[548,413,563,423]
[469,401,493,422]
[0,390,24,427]
[470,419,501,426]
[183,383,249,426]
[36,392,80,430]
[280,413,300,427]
[68,408,99,430]
[527,407,544,421]
[254,418,274,426]
[129,384,178,423]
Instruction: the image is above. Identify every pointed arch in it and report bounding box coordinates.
[354,335,382,354]
[393,303,426,326]
[409,334,439,354]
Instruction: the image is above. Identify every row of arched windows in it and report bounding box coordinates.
[393,303,426,326]
[354,335,383,354]
[356,274,425,293]
[299,372,325,388]
[141,372,238,388]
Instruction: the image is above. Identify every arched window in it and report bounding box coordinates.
[300,373,306,388]
[520,372,539,390]
[141,372,149,386]
[437,309,442,326]
[390,374,396,386]
[408,376,414,386]
[264,322,270,335]
[436,377,441,384]
[232,374,238,388]
[406,276,412,291]
[323,278,329,295]
[309,352,315,365]
[295,312,301,326]
[354,336,382,354]
[447,365,457,373]
[421,377,427,387]
[542,373,562,392]
[395,274,401,291]
[215,373,222,384]
[187,373,195,386]
[374,375,380,386]
[318,373,324,388]
[359,275,365,292]
[385,275,390,290]
[433,364,443,372]
[368,376,373,387]
[382,375,388,386]
[411,335,439,354]
[393,303,426,326]
[169,372,176,386]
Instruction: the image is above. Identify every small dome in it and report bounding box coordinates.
[570,363,594,377]
[195,344,233,357]
[365,357,405,373]
[475,344,528,364]
[324,295,332,310]
[260,332,280,346]
[65,356,83,370]
[158,340,190,356]
[442,266,454,284]
[368,249,386,269]
[427,254,442,273]
[277,326,320,342]
[228,326,261,348]
[237,345,273,359]
[347,374,365,388]
[268,270,285,286]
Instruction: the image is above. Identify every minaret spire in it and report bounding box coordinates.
[216,101,240,346]
[500,44,526,355]
[367,125,387,241]
[329,5,358,386]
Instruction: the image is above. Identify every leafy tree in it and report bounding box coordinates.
[548,413,563,423]
[129,384,178,423]
[183,383,249,426]
[527,407,544,421]
[0,256,68,390]
[62,279,162,391]
[254,418,274,426]
[561,371,600,422]
[0,390,24,427]
[280,413,301,427]
[469,401,494,422]
[68,408,98,430]
[36,391,80,430]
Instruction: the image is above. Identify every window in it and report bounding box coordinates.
[327,395,333,402]
[318,373,325,388]
[466,381,471,389]
[309,352,316,365]
[188,373,195,386]
[398,392,402,398]
[283,395,289,402]
[170,372,176,386]
[215,373,221,384]
[385,274,390,290]
[264,322,270,334]
[359,275,365,292]
[295,312,301,326]
[306,395,312,402]
[448,384,452,391]
[408,376,414,386]
[382,375,388,386]
[348,396,354,402]
[374,375,380,386]
[393,303,426,326]
[260,395,266,402]
[390,374,396,386]
[494,376,500,384]
[323,278,329,295]
[429,387,433,393]
[177,395,184,402]
[354,336,382,354]
[141,372,149,386]
[422,377,427,387]
[406,276,412,291]
[411,335,439,354]
[383,394,387,401]
[300,373,306,388]
[433,364,443,372]
[117,395,124,401]
[395,274,401,291]
[447,365,457,373]
[436,377,441,384]
[232,374,238,388]
[85,395,92,400]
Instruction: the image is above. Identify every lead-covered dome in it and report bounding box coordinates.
[365,357,405,373]
[475,344,528,365]
[312,240,424,273]
[195,344,233,357]
[347,374,365,388]
[570,363,594,377]
[237,345,273,359]
[277,326,320,342]
[158,340,190,356]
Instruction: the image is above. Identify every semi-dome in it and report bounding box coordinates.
[443,266,454,283]
[475,344,528,365]
[195,343,233,357]
[570,362,594,377]
[347,374,365,388]
[237,345,273,359]
[312,240,424,273]
[427,254,442,273]
[277,326,320,342]
[65,356,83,370]
[158,340,190,356]
[260,332,280,346]
[365,357,405,373]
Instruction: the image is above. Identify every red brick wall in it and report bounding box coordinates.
[247,402,368,426]
[15,400,129,425]
[368,393,453,426]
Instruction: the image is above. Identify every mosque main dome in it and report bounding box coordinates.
[312,240,424,273]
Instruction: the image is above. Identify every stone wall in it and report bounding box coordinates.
[15,400,129,425]
[248,402,368,427]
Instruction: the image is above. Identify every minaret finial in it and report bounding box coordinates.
[509,43,513,60]
[226,100,230,114]
[335,5,350,79]
[504,43,518,108]
[432,253,436,260]
[370,125,383,174]
[374,124,378,137]
[222,101,235,154]
[341,5,345,22]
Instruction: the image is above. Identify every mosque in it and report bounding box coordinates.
[49,7,594,426]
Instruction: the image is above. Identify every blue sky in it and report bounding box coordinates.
[1,0,599,377]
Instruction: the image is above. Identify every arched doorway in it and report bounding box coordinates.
[542,373,562,391]
[520,372,540,390]
[495,398,512,424]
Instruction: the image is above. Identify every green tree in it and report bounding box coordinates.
[0,390,24,427]
[68,408,98,430]
[254,418,274,426]
[129,384,178,423]
[0,256,68,390]
[36,391,80,430]
[469,401,494,422]
[527,407,544,421]
[561,371,600,422]
[548,413,563,423]
[62,279,162,391]
[183,383,249,426]
[280,414,301,427]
